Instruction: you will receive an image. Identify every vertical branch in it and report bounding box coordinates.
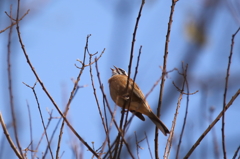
[155,0,178,158]
[7,4,24,158]
[26,100,33,159]
[176,64,190,159]
[221,27,240,159]
[164,64,188,159]
[134,132,140,159]
[117,45,143,159]
[122,46,143,131]
[127,0,145,81]
[88,51,112,158]
[117,0,145,157]
[56,34,90,159]
[145,132,153,159]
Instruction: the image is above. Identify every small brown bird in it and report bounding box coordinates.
[108,66,170,136]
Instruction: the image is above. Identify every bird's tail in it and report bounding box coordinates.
[148,112,170,136]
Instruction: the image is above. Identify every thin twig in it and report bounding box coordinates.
[44,113,61,158]
[117,46,142,158]
[134,132,140,159]
[26,100,34,159]
[184,89,240,159]
[164,64,188,159]
[56,34,90,159]
[144,132,153,159]
[155,0,178,158]
[0,9,30,34]
[23,82,54,159]
[75,48,105,69]
[173,82,198,95]
[119,0,145,150]
[23,141,35,157]
[145,68,177,99]
[123,45,143,148]
[127,0,145,85]
[116,0,145,156]
[32,109,54,158]
[176,64,190,159]
[119,45,143,158]
[221,27,240,159]
[88,53,112,158]
[100,105,118,159]
[115,0,146,155]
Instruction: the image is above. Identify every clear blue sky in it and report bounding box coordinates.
[0,0,240,158]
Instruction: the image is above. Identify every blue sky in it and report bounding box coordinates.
[0,0,240,158]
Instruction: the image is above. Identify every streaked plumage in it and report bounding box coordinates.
[108,66,169,136]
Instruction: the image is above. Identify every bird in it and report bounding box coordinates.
[108,66,170,136]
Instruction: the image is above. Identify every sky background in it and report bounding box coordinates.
[0,0,240,159]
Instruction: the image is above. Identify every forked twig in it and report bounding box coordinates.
[164,64,188,159]
[144,132,153,159]
[155,0,178,157]
[221,27,240,159]
[134,132,140,159]
[176,64,191,159]
[23,82,54,159]
[7,5,24,158]
[0,9,30,34]
[56,34,90,158]
[15,2,99,156]
[88,52,112,158]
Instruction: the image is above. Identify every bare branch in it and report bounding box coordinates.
[15,5,99,156]
[184,89,240,158]
[0,9,30,34]
[176,64,190,159]
[155,0,178,157]
[164,64,188,159]
[26,100,34,159]
[23,82,54,159]
[221,27,240,159]
[7,5,24,158]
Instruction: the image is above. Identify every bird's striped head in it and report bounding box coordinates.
[110,66,127,76]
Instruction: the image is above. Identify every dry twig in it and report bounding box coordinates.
[221,27,240,159]
[155,0,178,157]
